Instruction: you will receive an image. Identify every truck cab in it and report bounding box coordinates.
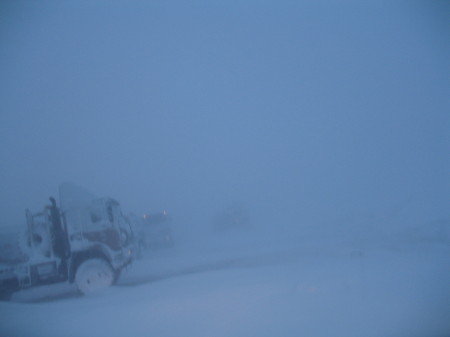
[0,189,134,299]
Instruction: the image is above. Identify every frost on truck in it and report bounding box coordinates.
[0,184,134,299]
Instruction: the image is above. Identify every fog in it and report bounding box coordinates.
[1,0,448,232]
[0,1,449,336]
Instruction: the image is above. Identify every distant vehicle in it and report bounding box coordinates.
[0,185,134,299]
[213,203,250,231]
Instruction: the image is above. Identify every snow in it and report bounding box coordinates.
[1,231,449,337]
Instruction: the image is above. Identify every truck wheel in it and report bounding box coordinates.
[75,258,114,295]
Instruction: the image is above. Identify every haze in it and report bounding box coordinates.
[1,2,449,337]
[0,1,448,238]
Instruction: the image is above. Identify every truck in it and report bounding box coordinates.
[0,185,134,299]
[125,210,174,256]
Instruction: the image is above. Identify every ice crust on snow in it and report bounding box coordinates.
[1,232,449,337]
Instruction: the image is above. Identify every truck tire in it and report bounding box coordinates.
[75,258,114,295]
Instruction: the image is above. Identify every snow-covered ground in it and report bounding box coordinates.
[0,230,449,337]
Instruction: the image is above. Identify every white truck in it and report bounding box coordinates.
[0,185,134,299]
[125,210,174,256]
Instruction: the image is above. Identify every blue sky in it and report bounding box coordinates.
[0,0,448,231]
